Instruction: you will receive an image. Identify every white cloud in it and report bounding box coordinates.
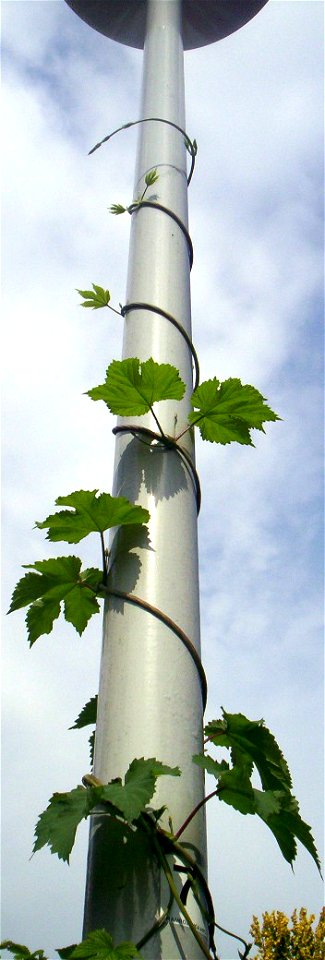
[2,2,323,958]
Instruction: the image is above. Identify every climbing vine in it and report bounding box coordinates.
[2,122,321,960]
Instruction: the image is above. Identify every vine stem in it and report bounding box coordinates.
[136,889,174,951]
[100,531,108,583]
[214,920,252,955]
[149,405,166,437]
[167,835,218,957]
[175,413,204,442]
[107,303,123,317]
[153,837,212,959]
[174,788,219,840]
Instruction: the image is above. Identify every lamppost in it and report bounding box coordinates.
[65,3,269,957]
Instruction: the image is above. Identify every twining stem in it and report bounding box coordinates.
[175,413,204,442]
[169,838,217,958]
[107,303,123,317]
[149,405,166,438]
[100,531,108,583]
[174,788,219,840]
[136,889,175,951]
[214,920,252,956]
[153,838,212,959]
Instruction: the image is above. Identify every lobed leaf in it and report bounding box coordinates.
[109,204,127,215]
[193,754,255,815]
[0,944,47,960]
[8,557,102,644]
[88,730,96,765]
[70,695,97,765]
[255,790,322,873]
[100,757,181,823]
[205,709,292,793]
[36,490,149,544]
[34,759,180,863]
[87,357,185,416]
[77,284,110,310]
[70,695,98,730]
[144,169,159,187]
[33,786,93,863]
[189,377,279,445]
[195,710,321,873]
[57,929,143,959]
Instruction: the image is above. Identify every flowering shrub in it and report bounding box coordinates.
[250,907,325,959]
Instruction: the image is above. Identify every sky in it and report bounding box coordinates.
[1,1,324,958]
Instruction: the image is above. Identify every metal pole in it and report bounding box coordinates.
[83,1,207,955]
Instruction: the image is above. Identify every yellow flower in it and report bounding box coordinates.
[250,907,324,959]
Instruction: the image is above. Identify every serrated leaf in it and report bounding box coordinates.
[144,169,158,186]
[189,378,279,445]
[0,944,47,960]
[9,557,102,644]
[253,788,281,821]
[33,785,96,863]
[64,568,101,634]
[36,490,149,544]
[8,570,54,613]
[200,710,321,873]
[87,357,185,416]
[69,695,97,765]
[33,759,180,864]
[193,751,256,813]
[192,755,229,778]
[89,730,96,765]
[70,695,98,730]
[255,790,322,873]
[56,948,77,959]
[205,710,292,793]
[77,284,110,310]
[109,204,127,215]
[59,929,142,959]
[100,757,180,822]
[26,597,61,645]
[216,766,256,815]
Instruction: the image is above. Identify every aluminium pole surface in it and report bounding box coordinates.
[83,2,207,956]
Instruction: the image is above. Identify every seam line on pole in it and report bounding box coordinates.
[88,117,197,185]
[106,587,207,710]
[112,425,201,514]
[121,302,200,390]
[128,201,194,269]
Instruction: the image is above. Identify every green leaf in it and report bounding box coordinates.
[0,944,47,960]
[192,755,229,778]
[77,284,110,310]
[205,710,292,793]
[58,930,142,959]
[9,557,102,643]
[35,490,150,544]
[33,785,93,863]
[255,790,322,873]
[197,710,321,873]
[70,695,98,730]
[69,695,97,765]
[189,378,280,445]
[144,169,159,187]
[26,597,61,645]
[33,759,180,864]
[193,754,255,815]
[89,730,96,765]
[87,357,185,416]
[100,757,180,823]
[64,570,100,634]
[109,204,127,215]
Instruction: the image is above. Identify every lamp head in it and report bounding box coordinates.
[64,1,269,50]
